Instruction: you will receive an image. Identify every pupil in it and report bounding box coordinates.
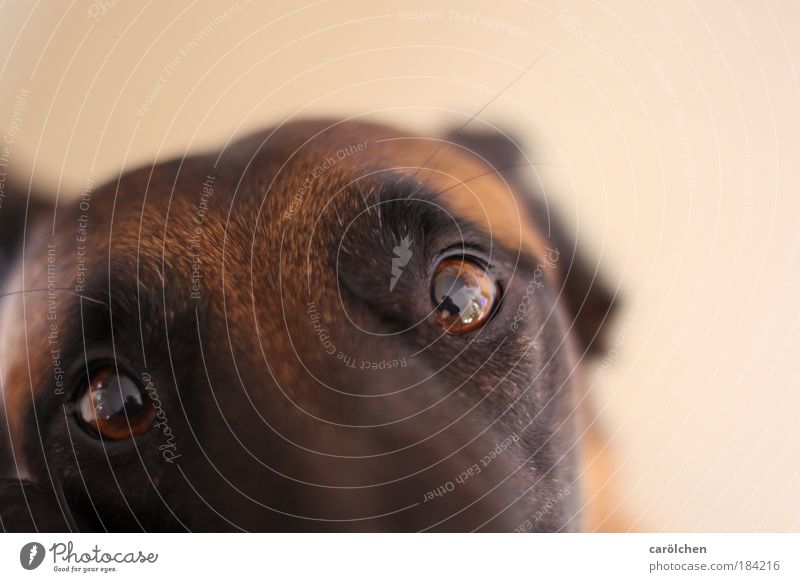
[435,274,482,322]
[103,375,144,418]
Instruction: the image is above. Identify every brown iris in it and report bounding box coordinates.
[431,257,498,334]
[78,367,155,440]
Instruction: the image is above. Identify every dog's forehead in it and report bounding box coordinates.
[226,121,548,258]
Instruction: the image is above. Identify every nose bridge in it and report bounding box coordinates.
[277,376,537,531]
[237,376,527,531]
[219,266,451,448]
[198,280,539,531]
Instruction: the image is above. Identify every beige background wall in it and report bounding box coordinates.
[1,0,798,531]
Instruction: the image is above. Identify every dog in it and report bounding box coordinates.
[0,120,617,532]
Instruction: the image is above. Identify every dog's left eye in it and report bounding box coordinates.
[77,367,155,440]
[431,256,498,334]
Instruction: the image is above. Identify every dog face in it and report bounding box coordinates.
[0,120,613,532]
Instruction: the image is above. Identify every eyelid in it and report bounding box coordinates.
[433,243,493,271]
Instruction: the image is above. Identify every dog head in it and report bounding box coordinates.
[0,120,614,531]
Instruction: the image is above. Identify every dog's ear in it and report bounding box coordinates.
[447,127,617,356]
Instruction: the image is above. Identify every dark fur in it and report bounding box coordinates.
[0,120,614,532]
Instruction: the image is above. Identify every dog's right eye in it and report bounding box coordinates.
[77,367,155,440]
